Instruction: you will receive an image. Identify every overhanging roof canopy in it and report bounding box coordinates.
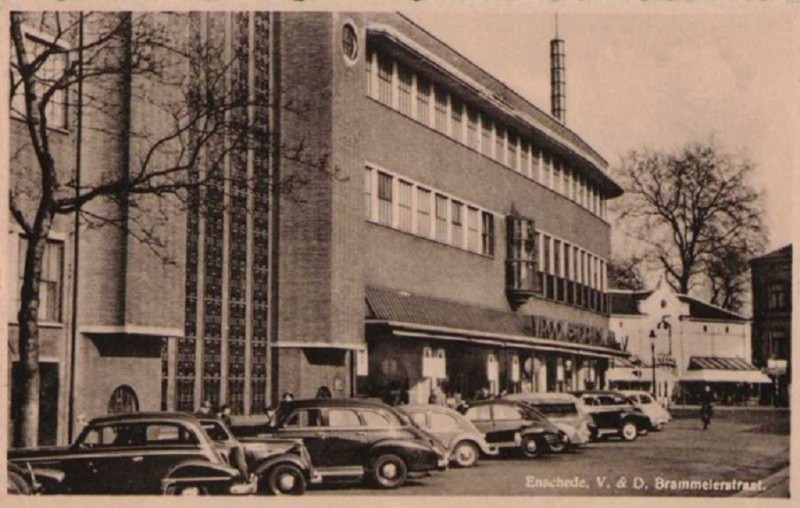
[681,356,772,384]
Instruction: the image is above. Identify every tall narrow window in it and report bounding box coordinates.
[495,126,505,164]
[398,180,413,232]
[543,235,552,274]
[416,77,430,125]
[467,207,480,251]
[377,172,393,225]
[467,108,479,150]
[554,240,562,277]
[520,141,529,176]
[553,159,562,194]
[481,118,492,157]
[450,98,463,142]
[451,201,463,247]
[507,133,518,171]
[11,33,69,129]
[564,166,572,200]
[543,155,552,188]
[434,87,447,133]
[17,237,63,322]
[365,50,373,97]
[481,212,495,256]
[377,55,393,106]
[417,187,431,237]
[564,243,572,280]
[364,167,372,220]
[398,65,412,115]
[435,194,449,243]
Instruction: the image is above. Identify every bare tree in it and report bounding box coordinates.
[9,11,328,447]
[611,140,766,309]
[608,254,646,291]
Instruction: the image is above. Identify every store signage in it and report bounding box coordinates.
[528,315,616,348]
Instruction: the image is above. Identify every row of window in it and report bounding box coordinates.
[15,236,64,323]
[11,29,69,130]
[366,48,608,220]
[365,165,495,256]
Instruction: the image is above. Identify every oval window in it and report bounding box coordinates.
[342,23,358,62]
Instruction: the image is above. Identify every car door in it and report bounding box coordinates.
[324,408,369,468]
[274,408,331,467]
[138,422,210,494]
[491,404,527,444]
[463,405,495,442]
[582,396,614,430]
[82,423,148,494]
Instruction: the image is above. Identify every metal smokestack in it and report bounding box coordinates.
[550,16,566,124]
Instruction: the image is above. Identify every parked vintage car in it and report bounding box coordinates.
[504,392,593,448]
[461,400,567,457]
[396,404,499,467]
[250,398,449,489]
[619,390,672,431]
[196,416,318,495]
[7,412,257,495]
[571,390,652,441]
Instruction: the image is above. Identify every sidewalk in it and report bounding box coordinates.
[733,466,791,498]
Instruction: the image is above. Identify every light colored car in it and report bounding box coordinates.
[619,390,672,431]
[504,392,593,448]
[398,404,499,467]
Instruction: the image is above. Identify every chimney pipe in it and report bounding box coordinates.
[550,17,566,124]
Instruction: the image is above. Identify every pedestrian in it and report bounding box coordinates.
[315,385,332,399]
[282,392,295,402]
[475,386,491,400]
[700,384,714,431]
[197,400,213,415]
[217,403,232,427]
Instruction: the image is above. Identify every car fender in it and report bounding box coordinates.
[447,432,496,456]
[367,439,435,464]
[10,462,66,493]
[161,458,242,494]
[250,453,312,480]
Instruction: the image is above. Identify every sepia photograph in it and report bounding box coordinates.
[2,0,795,502]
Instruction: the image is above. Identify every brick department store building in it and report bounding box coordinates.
[8,12,626,444]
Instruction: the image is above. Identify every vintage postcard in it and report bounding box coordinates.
[2,0,795,505]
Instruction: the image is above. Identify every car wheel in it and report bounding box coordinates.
[164,484,209,495]
[654,423,665,431]
[371,454,408,489]
[548,438,568,454]
[264,463,307,495]
[620,421,638,442]
[452,441,480,467]
[520,436,541,458]
[7,470,31,495]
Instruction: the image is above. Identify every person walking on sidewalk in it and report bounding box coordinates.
[700,384,714,430]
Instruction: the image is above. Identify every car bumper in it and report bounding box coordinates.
[229,477,258,495]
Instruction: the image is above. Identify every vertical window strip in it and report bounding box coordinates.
[435,194,449,243]
[495,126,505,164]
[508,134,518,171]
[416,77,430,125]
[398,65,412,115]
[377,172,393,225]
[364,167,372,220]
[366,50,372,97]
[377,55,393,106]
[434,87,448,133]
[451,99,463,142]
[481,117,492,157]
[520,141,529,175]
[467,207,479,251]
[451,201,463,247]
[417,187,431,237]
[481,212,495,256]
[398,180,413,232]
[467,108,479,150]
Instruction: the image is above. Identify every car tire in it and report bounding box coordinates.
[452,440,480,468]
[164,484,210,495]
[7,470,31,495]
[520,435,541,458]
[620,421,638,442]
[547,438,568,454]
[264,463,307,495]
[370,454,408,489]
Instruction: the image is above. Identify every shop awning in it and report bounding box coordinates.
[365,286,629,359]
[606,367,645,382]
[680,356,772,384]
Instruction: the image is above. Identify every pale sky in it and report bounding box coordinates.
[406,4,799,253]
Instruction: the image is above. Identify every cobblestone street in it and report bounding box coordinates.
[312,410,790,497]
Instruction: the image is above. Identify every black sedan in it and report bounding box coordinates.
[249,398,449,489]
[8,412,256,495]
[571,390,653,441]
[461,400,567,458]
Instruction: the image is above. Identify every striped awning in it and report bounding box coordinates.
[681,356,772,384]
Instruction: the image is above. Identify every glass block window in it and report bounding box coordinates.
[467,207,480,252]
[434,87,447,134]
[467,108,479,150]
[481,118,492,157]
[398,65,412,115]
[416,77,430,125]
[507,133,518,171]
[377,55,393,106]
[495,126,505,164]
[450,98,463,142]
[451,201,463,248]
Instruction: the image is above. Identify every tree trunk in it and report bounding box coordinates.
[14,233,49,448]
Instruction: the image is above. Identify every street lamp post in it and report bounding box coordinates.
[649,329,657,398]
